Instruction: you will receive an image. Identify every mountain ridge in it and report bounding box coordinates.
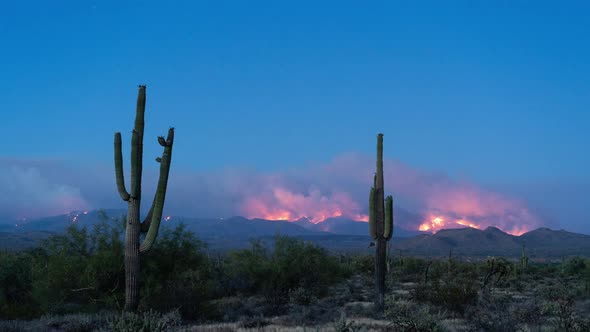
[2,209,589,257]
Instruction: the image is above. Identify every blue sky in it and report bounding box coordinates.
[1,1,589,232]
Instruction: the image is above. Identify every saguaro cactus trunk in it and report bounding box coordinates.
[114,85,175,311]
[368,133,394,313]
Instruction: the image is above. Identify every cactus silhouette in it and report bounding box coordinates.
[114,85,175,311]
[368,133,394,313]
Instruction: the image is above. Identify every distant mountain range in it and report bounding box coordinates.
[1,209,589,258]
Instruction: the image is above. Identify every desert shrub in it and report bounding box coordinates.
[237,314,269,329]
[346,255,374,276]
[412,269,478,315]
[332,311,367,332]
[140,224,215,320]
[397,257,431,282]
[563,257,587,276]
[541,294,588,332]
[222,236,346,308]
[0,251,40,318]
[510,298,546,329]
[289,285,319,305]
[0,320,28,332]
[467,294,524,332]
[541,282,571,302]
[40,312,113,332]
[33,218,126,314]
[2,215,215,320]
[212,296,268,322]
[430,277,478,314]
[102,309,181,332]
[218,239,268,295]
[384,296,447,332]
[481,257,512,290]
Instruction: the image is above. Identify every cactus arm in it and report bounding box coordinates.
[384,195,393,240]
[114,132,130,201]
[140,144,168,232]
[369,187,377,239]
[140,194,155,233]
[158,136,166,147]
[139,128,174,253]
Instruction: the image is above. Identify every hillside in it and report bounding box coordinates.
[1,210,589,257]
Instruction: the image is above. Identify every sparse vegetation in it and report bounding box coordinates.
[1,220,590,331]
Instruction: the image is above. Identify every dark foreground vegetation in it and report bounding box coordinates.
[1,217,590,331]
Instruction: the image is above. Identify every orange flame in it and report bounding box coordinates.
[418,214,482,233]
[242,188,368,223]
[418,213,529,236]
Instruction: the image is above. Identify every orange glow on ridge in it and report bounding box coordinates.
[418,213,529,236]
[242,188,368,223]
[418,214,483,233]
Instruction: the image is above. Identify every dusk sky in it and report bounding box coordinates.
[1,1,589,234]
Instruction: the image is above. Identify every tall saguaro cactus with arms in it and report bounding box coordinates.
[368,133,394,313]
[114,85,175,311]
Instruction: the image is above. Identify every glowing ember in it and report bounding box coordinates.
[506,226,528,236]
[264,211,292,221]
[456,219,480,229]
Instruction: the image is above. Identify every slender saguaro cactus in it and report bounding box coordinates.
[521,244,528,271]
[114,85,175,311]
[368,133,394,313]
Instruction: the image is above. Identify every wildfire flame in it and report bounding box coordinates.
[242,188,368,223]
[419,215,481,232]
[235,164,538,234]
[418,214,529,236]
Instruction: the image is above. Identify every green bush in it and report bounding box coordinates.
[0,251,41,318]
[563,257,587,276]
[222,236,346,308]
[345,255,374,276]
[467,294,525,332]
[33,219,126,314]
[398,257,431,281]
[140,224,215,320]
[385,296,448,332]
